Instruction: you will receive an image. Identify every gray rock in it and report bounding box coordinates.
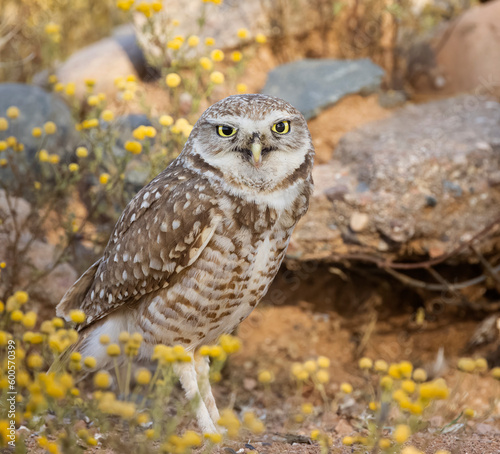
[0,84,78,163]
[434,0,500,96]
[289,95,500,263]
[113,24,157,81]
[55,35,140,98]
[261,59,385,120]
[112,114,154,188]
[135,0,320,63]
[0,190,78,306]
[378,90,408,109]
[349,212,369,233]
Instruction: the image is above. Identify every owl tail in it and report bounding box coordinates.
[50,259,101,375]
[56,259,101,320]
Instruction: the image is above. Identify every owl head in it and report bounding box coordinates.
[184,94,314,192]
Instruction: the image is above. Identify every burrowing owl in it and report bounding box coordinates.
[57,94,314,433]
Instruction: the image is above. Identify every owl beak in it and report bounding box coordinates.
[251,142,262,168]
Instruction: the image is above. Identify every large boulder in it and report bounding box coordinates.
[53,26,146,98]
[261,59,385,120]
[0,83,78,164]
[289,95,500,263]
[434,0,500,96]
[0,190,78,306]
[135,0,323,62]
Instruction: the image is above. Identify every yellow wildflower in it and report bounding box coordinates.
[256,33,267,44]
[159,115,174,127]
[166,73,181,88]
[44,22,60,34]
[101,110,114,122]
[94,371,111,389]
[107,343,121,356]
[317,356,330,368]
[210,49,224,62]
[464,408,475,418]
[458,357,476,372]
[65,82,76,96]
[218,408,240,439]
[125,140,142,154]
[135,2,152,18]
[27,353,44,369]
[204,432,222,443]
[237,28,249,39]
[76,146,89,158]
[49,154,60,164]
[199,57,213,72]
[205,37,215,46]
[0,118,8,130]
[401,379,416,394]
[475,357,488,372]
[82,118,99,129]
[83,356,96,368]
[413,368,427,382]
[210,71,225,84]
[257,370,274,384]
[231,51,242,62]
[380,375,393,390]
[32,127,42,138]
[135,368,151,385]
[358,357,373,369]
[342,436,354,446]
[340,382,353,394]
[315,369,329,384]
[44,121,57,135]
[68,163,79,172]
[11,310,23,322]
[301,403,313,414]
[236,83,248,94]
[393,424,411,443]
[99,173,110,185]
[22,311,37,329]
[144,126,156,138]
[187,35,200,47]
[87,95,99,106]
[6,106,19,119]
[70,310,86,324]
[14,291,29,304]
[151,1,162,12]
[117,0,134,11]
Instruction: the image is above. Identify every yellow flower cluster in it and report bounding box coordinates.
[242,411,265,434]
[134,1,163,17]
[170,118,193,137]
[291,356,330,383]
[217,408,240,438]
[96,391,136,418]
[152,344,191,365]
[457,357,488,373]
[132,125,157,140]
[161,430,201,453]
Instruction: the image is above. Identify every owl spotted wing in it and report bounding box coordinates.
[57,164,221,329]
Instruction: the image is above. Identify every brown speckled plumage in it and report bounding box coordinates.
[56,94,314,433]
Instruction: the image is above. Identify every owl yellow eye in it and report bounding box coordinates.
[217,125,237,137]
[272,120,290,135]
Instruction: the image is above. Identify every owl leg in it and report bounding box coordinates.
[194,354,220,426]
[174,356,218,434]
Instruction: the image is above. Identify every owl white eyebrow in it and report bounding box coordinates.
[205,119,239,128]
